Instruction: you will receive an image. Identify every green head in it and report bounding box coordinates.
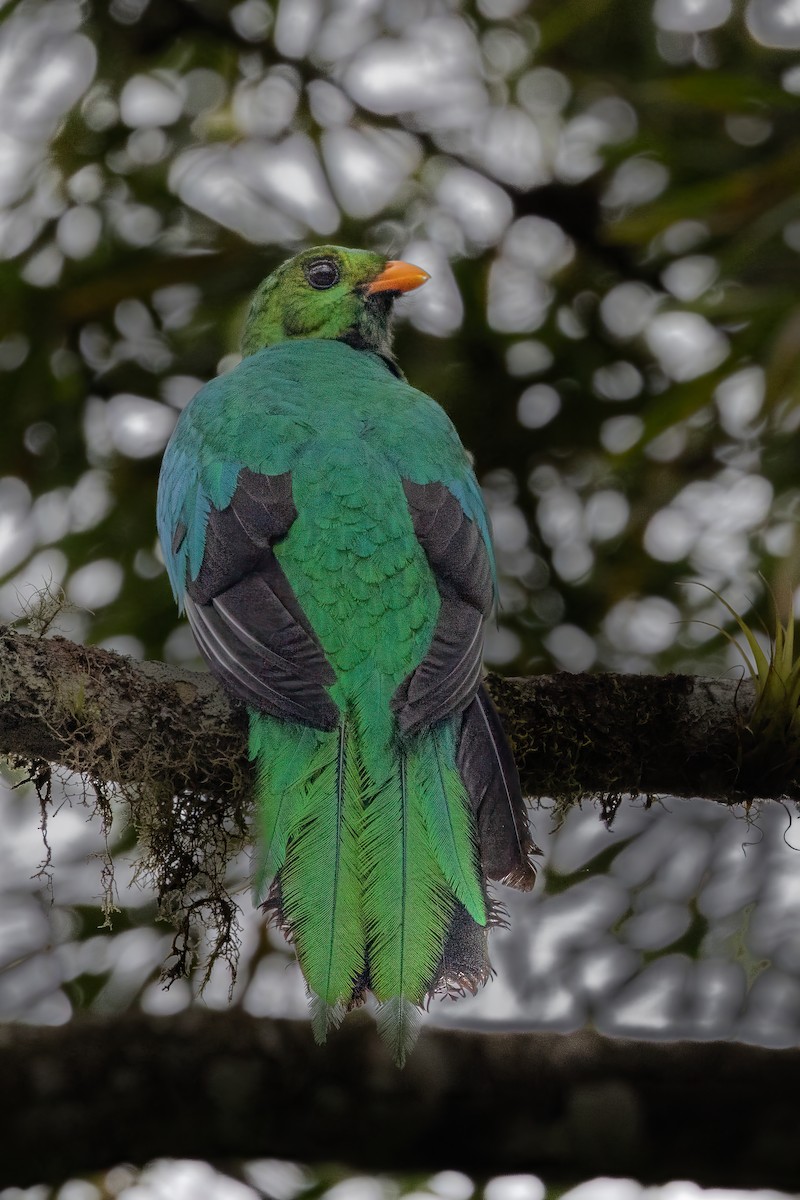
[241,245,429,361]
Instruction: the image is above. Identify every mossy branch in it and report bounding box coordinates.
[0,623,793,807]
[0,624,247,797]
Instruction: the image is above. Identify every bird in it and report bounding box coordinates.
[157,245,538,1064]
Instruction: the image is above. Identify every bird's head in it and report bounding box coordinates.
[241,245,429,363]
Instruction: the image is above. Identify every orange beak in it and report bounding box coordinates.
[365,259,430,296]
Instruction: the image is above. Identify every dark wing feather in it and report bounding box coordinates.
[402,480,494,610]
[457,684,538,889]
[391,597,483,734]
[397,481,535,886]
[393,480,494,736]
[182,467,338,730]
[189,468,295,604]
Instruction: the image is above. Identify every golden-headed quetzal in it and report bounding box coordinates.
[157,246,537,1063]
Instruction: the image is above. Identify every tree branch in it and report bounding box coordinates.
[1,1011,800,1190]
[0,624,786,807]
[0,624,247,800]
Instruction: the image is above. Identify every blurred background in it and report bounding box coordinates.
[4,0,800,1196]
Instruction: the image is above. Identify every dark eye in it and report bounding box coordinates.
[305,259,340,290]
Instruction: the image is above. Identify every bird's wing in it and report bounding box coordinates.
[385,388,535,888]
[157,395,338,730]
[392,478,495,736]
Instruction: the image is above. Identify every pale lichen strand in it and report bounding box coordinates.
[4,619,253,989]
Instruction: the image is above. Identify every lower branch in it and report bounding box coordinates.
[1,1012,800,1190]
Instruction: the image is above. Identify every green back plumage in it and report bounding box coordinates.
[158,248,534,1066]
[237,376,488,1062]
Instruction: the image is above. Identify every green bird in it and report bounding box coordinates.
[157,246,537,1063]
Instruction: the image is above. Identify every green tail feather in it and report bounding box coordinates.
[361,742,458,1007]
[376,996,422,1068]
[280,719,366,1005]
[250,682,488,1064]
[250,719,321,900]
[408,722,486,924]
[309,993,346,1045]
[252,712,366,1006]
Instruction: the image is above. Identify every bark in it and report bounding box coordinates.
[0,624,247,799]
[0,623,785,808]
[1,1011,800,1190]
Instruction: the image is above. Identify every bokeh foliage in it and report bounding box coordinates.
[4,0,800,680]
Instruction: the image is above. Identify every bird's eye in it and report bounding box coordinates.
[305,259,340,290]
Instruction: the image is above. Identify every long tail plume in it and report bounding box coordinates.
[251,680,535,1066]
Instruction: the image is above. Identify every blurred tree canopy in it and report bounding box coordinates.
[6,0,800,677]
[6,0,800,1195]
